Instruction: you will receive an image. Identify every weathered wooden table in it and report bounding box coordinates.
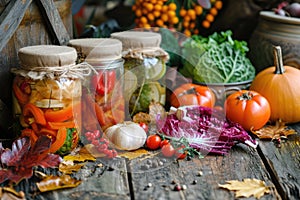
[8,124,300,200]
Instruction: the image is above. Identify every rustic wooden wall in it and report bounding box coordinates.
[0,0,72,135]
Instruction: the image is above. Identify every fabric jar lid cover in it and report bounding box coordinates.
[18,45,77,70]
[110,31,161,50]
[68,38,122,63]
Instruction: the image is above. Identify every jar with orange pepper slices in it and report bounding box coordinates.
[11,45,92,155]
[68,38,125,131]
[111,31,169,118]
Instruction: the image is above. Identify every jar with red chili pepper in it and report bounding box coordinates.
[11,45,91,155]
[68,38,125,131]
[111,31,169,118]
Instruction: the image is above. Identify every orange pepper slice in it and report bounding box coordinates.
[12,78,29,105]
[38,128,57,139]
[82,94,99,131]
[47,121,75,130]
[48,128,67,153]
[94,102,106,126]
[21,128,38,144]
[23,103,47,125]
[44,102,80,122]
[30,122,40,133]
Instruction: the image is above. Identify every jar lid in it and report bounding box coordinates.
[68,38,122,62]
[111,31,161,50]
[18,45,77,69]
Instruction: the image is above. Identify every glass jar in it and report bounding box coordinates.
[111,31,169,118]
[11,45,88,155]
[69,38,125,131]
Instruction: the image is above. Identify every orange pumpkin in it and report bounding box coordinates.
[250,46,300,123]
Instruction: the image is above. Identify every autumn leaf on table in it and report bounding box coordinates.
[60,145,97,174]
[219,178,271,199]
[118,148,150,160]
[63,145,96,162]
[0,187,26,200]
[59,161,85,174]
[36,174,81,192]
[251,119,296,141]
[0,136,62,184]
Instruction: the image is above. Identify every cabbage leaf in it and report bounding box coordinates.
[180,30,255,83]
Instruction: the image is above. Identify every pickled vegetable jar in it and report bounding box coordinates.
[111,31,169,118]
[11,45,90,155]
[68,38,125,131]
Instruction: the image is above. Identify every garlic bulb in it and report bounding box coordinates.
[104,121,147,151]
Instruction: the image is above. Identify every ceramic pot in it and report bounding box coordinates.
[249,11,300,73]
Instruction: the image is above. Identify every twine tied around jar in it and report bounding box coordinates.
[123,47,169,61]
[11,62,98,80]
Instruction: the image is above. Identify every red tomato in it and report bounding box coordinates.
[170,83,215,108]
[224,90,271,131]
[92,70,116,95]
[161,143,175,157]
[146,135,162,150]
[213,105,224,112]
[159,139,170,148]
[139,122,149,133]
[175,146,187,160]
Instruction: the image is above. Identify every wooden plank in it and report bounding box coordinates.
[129,145,279,200]
[35,0,70,45]
[0,0,32,51]
[257,124,300,200]
[10,158,130,200]
[0,0,10,6]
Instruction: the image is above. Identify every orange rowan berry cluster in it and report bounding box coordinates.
[180,0,223,36]
[132,0,223,36]
[132,0,179,29]
[202,0,223,29]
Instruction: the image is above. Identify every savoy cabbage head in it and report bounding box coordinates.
[180,30,255,83]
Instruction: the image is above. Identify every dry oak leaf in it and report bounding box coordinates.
[63,145,96,162]
[251,119,296,140]
[36,174,81,192]
[219,178,270,199]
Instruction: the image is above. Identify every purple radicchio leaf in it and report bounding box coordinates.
[156,106,258,155]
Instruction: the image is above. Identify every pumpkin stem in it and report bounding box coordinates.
[273,46,285,74]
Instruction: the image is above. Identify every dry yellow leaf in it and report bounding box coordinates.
[0,187,25,200]
[118,148,150,160]
[219,178,270,199]
[59,161,85,174]
[36,174,81,192]
[63,145,97,162]
[84,144,106,158]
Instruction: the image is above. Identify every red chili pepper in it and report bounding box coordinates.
[92,70,116,95]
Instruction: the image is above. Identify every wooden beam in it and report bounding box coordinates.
[35,0,70,45]
[0,0,32,51]
[0,0,10,6]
